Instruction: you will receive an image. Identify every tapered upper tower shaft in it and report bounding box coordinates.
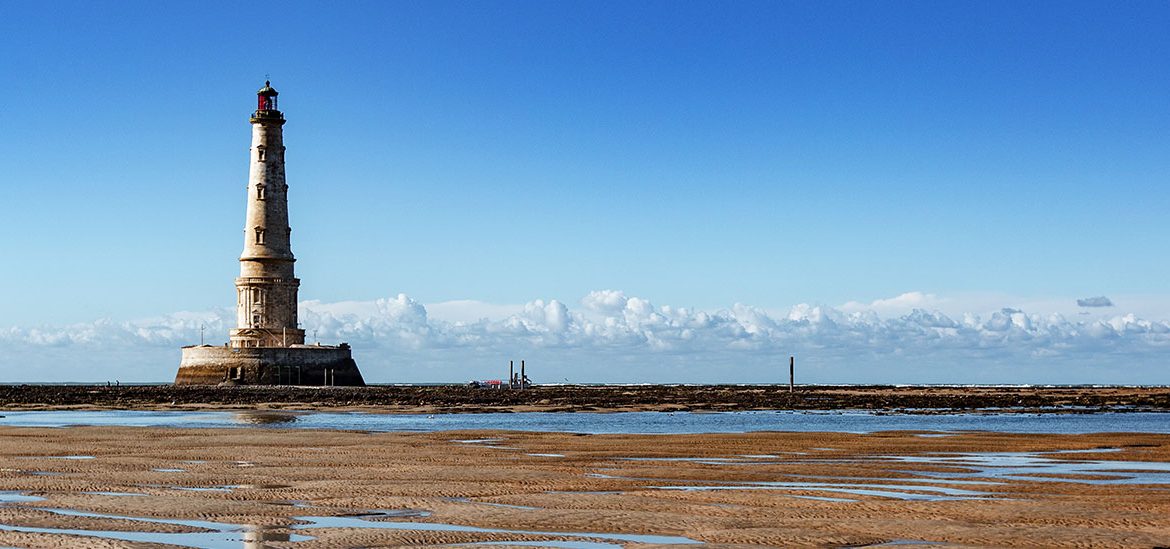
[230,81,305,348]
[242,81,293,268]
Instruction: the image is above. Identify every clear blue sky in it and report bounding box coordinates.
[0,1,1167,382]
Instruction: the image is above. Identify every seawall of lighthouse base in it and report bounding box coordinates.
[175,345,364,386]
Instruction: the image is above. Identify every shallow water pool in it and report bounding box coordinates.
[2,410,1169,434]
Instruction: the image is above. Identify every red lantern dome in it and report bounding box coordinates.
[256,80,279,112]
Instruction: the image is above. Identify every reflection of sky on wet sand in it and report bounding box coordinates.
[0,491,43,503]
[0,500,697,548]
[17,455,96,460]
[580,448,1170,501]
[0,507,312,548]
[138,483,292,492]
[879,450,1170,485]
[587,470,991,501]
[456,542,621,549]
[292,513,701,545]
[653,482,991,501]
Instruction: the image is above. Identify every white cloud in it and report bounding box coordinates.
[426,300,525,324]
[840,291,944,315]
[1,291,1167,383]
[581,289,629,313]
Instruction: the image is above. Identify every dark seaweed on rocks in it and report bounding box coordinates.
[0,385,1168,413]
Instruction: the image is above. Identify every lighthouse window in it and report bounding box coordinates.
[255,228,266,244]
[256,184,266,200]
[258,147,267,162]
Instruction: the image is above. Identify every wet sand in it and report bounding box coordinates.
[0,427,1168,547]
[2,385,1169,413]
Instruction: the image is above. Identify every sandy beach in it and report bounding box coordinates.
[0,426,1168,547]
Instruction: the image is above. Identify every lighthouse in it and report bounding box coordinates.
[230,81,304,349]
[175,82,364,386]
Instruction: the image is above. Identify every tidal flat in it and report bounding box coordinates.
[0,426,1168,547]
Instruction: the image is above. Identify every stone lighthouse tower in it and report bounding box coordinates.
[175,82,364,386]
[230,82,304,349]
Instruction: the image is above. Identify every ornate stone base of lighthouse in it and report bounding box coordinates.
[176,345,364,386]
[174,81,365,387]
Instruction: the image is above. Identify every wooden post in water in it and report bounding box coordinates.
[789,356,795,393]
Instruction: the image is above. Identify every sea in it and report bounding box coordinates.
[2,409,1168,434]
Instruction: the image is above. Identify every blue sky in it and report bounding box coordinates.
[1,1,1167,383]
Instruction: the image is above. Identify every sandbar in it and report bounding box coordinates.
[0,426,1168,547]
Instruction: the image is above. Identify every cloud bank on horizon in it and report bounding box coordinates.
[2,291,1167,384]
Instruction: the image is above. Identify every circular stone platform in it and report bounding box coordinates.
[176,345,364,386]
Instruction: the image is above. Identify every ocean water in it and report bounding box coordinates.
[1,410,1168,434]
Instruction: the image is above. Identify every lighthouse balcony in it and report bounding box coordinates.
[250,110,285,123]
